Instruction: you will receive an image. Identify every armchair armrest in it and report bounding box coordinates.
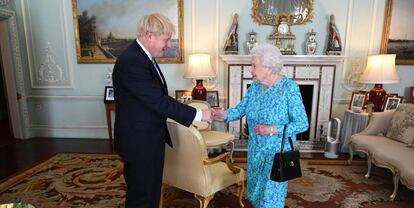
[359,110,394,136]
[203,152,240,174]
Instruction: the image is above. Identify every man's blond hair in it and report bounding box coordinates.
[136,13,175,37]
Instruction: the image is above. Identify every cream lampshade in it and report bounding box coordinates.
[184,54,216,100]
[359,54,400,111]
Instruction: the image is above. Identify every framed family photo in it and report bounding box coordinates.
[380,0,414,65]
[382,95,403,112]
[104,86,114,103]
[349,91,368,111]
[175,90,192,103]
[72,0,184,64]
[206,91,219,107]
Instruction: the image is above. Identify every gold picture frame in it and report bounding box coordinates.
[380,0,414,65]
[72,0,184,64]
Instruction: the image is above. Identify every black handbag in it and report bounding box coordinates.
[270,125,302,182]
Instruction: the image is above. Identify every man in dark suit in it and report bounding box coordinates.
[112,13,212,208]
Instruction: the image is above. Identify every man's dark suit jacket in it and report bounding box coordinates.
[112,40,196,162]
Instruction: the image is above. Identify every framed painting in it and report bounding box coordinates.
[382,95,403,112]
[380,0,414,65]
[349,91,368,112]
[72,0,184,64]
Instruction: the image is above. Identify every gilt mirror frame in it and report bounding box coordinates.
[251,0,314,26]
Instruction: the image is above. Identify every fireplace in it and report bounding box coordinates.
[220,55,344,151]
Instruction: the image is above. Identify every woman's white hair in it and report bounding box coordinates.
[136,13,175,37]
[250,44,284,74]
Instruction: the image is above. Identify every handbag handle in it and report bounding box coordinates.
[280,125,295,153]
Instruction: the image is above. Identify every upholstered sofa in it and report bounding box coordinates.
[349,104,414,201]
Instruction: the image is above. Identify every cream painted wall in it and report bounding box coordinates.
[7,0,414,138]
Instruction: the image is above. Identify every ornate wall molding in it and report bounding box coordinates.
[23,0,74,88]
[0,0,10,6]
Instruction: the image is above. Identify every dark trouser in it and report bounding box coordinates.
[123,145,165,208]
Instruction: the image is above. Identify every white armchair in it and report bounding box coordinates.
[161,119,246,208]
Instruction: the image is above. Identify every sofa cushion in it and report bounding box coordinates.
[350,135,387,152]
[386,104,414,146]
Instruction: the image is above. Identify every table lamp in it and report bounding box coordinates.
[184,54,216,100]
[359,54,400,112]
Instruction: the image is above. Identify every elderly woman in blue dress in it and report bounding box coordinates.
[213,44,308,207]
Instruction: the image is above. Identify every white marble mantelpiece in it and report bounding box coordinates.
[220,55,345,151]
[220,54,345,65]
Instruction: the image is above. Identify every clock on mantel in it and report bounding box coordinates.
[269,16,296,55]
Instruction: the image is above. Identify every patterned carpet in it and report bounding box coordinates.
[0,153,413,207]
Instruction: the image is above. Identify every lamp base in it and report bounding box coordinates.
[369,84,386,112]
[192,80,207,101]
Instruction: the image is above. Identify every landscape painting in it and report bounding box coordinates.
[72,0,183,64]
[381,0,414,65]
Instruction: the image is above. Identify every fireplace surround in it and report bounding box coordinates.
[220,55,344,151]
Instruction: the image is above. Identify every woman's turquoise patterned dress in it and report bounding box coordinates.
[225,76,308,208]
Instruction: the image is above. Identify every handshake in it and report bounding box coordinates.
[201,109,227,123]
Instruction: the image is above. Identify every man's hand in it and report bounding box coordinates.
[254,124,277,136]
[201,109,213,123]
[212,110,227,121]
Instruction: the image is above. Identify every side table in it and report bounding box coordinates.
[105,102,116,151]
[340,109,372,153]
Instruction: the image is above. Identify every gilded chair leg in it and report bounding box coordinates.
[229,141,235,163]
[348,146,354,164]
[365,154,372,179]
[238,180,246,207]
[390,173,400,201]
[194,194,213,208]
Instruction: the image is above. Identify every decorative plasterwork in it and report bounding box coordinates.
[37,43,66,84]
[0,0,10,6]
[343,57,365,91]
[23,0,74,88]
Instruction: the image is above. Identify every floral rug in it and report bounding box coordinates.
[0,153,413,207]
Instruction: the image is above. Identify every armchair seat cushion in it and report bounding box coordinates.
[370,139,413,169]
[200,131,235,147]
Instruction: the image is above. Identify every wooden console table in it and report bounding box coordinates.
[105,102,115,151]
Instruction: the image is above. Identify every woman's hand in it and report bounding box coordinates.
[254,124,277,136]
[212,110,227,121]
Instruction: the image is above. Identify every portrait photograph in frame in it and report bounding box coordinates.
[175,90,191,103]
[72,0,184,64]
[206,91,219,107]
[382,95,403,112]
[380,0,414,65]
[349,91,368,112]
[104,86,114,103]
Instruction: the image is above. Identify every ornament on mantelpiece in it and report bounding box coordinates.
[306,29,317,55]
[223,14,239,55]
[268,16,296,55]
[326,14,342,55]
[246,30,258,54]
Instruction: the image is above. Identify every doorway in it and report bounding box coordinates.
[0,54,14,145]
